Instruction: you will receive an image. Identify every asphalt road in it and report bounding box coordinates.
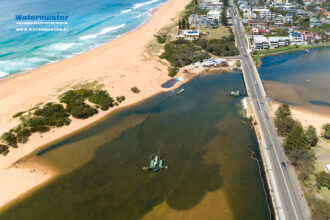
[229,3,311,220]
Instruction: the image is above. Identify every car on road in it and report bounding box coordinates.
[260,101,264,106]
[281,162,286,169]
[254,80,258,85]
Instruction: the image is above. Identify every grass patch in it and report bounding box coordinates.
[203,26,231,40]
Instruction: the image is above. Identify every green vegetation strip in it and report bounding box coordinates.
[274,104,330,218]
[0,84,129,156]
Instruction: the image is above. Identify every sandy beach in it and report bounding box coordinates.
[0,0,191,209]
[271,101,330,135]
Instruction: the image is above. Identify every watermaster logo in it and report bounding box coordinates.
[15,14,69,32]
[16,15,69,21]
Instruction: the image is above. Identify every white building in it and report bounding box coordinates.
[243,11,257,20]
[268,36,290,48]
[289,32,304,44]
[175,30,200,40]
[252,36,269,50]
[252,9,276,19]
[203,0,220,3]
[207,10,221,20]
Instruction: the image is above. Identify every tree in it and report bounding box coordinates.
[274,104,297,136]
[322,123,330,139]
[179,20,182,30]
[187,20,190,29]
[221,7,228,26]
[194,0,198,5]
[305,125,318,147]
[315,171,330,190]
[182,19,186,29]
[283,123,308,155]
[287,147,315,171]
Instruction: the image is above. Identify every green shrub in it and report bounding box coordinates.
[67,102,98,119]
[13,111,25,118]
[315,171,330,190]
[160,39,210,67]
[29,117,50,133]
[34,103,64,117]
[131,87,140,93]
[88,90,114,111]
[60,89,93,104]
[168,67,179,77]
[156,35,167,44]
[194,35,239,57]
[1,132,17,147]
[0,144,9,155]
[322,123,330,139]
[16,129,31,144]
[116,96,126,103]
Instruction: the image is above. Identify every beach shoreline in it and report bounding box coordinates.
[0,0,192,209]
[271,101,330,135]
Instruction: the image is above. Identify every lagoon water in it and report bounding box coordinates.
[258,46,330,115]
[0,0,167,78]
[0,73,271,219]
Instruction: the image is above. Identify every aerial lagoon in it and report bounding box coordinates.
[259,46,330,116]
[0,73,271,220]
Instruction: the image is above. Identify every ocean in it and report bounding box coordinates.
[0,0,167,78]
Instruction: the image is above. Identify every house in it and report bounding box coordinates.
[302,31,314,41]
[189,14,212,27]
[252,36,269,50]
[277,36,290,46]
[248,19,269,29]
[310,17,322,28]
[243,11,257,20]
[268,36,290,48]
[207,10,221,20]
[175,30,200,40]
[295,9,309,17]
[251,27,268,34]
[268,37,279,48]
[200,0,222,10]
[254,9,276,19]
[284,15,293,23]
[274,15,284,28]
[289,31,304,44]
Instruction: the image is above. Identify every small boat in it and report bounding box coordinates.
[230,90,240,97]
[143,152,168,172]
[176,88,184,94]
[305,49,310,53]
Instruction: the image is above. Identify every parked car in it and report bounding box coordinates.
[281,162,286,169]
